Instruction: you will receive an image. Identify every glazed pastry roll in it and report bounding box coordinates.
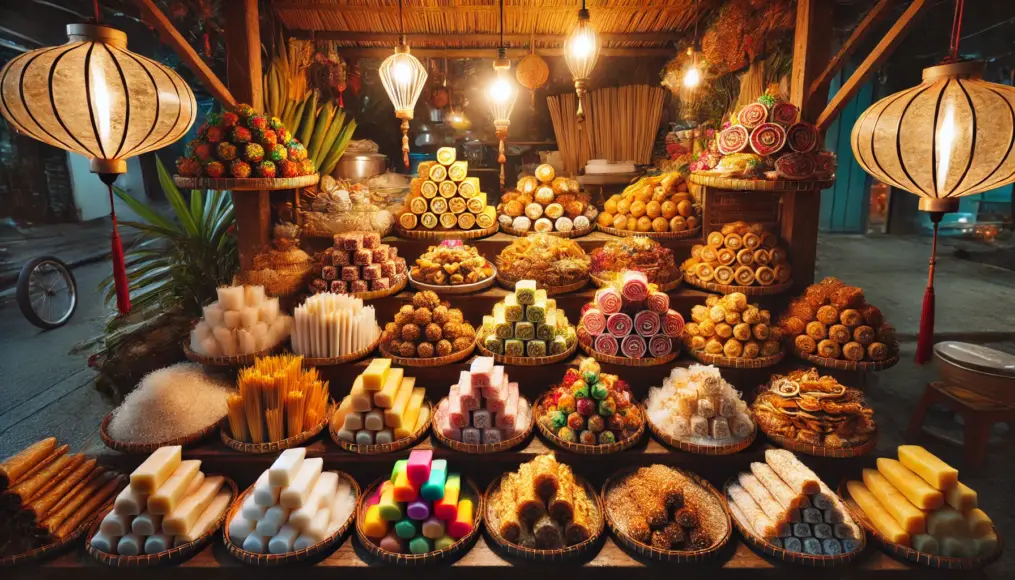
[828,324,851,344]
[513,466,546,522]
[842,342,865,361]
[729,484,780,539]
[564,488,596,545]
[805,321,828,340]
[765,449,820,495]
[547,464,577,522]
[817,339,841,358]
[853,325,875,345]
[494,474,523,542]
[794,335,817,354]
[867,342,889,361]
[529,455,559,500]
[532,513,564,549]
[738,473,786,524]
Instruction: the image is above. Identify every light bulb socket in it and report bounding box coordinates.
[396,34,410,54]
[578,8,590,21]
[493,55,510,71]
[67,23,127,48]
[918,197,960,213]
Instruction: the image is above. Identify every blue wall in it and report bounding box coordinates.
[820,67,873,233]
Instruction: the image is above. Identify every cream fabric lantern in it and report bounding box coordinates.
[379,0,428,168]
[564,1,601,123]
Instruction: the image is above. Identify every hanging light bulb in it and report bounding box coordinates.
[379,0,428,168]
[564,0,600,123]
[487,0,517,188]
[683,47,701,89]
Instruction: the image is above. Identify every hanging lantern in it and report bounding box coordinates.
[516,46,549,109]
[379,0,428,168]
[564,0,601,123]
[0,23,197,315]
[488,0,517,189]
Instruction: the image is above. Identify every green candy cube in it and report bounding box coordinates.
[495,322,513,339]
[515,280,536,305]
[526,303,546,324]
[503,294,524,322]
[514,321,535,341]
[484,334,504,354]
[504,339,525,357]
[527,340,547,358]
[551,335,568,355]
[536,323,555,342]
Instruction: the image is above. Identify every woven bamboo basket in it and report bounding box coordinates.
[603,467,732,562]
[689,174,834,191]
[688,349,785,369]
[330,399,432,455]
[299,336,380,367]
[597,224,702,240]
[725,478,864,567]
[764,430,877,458]
[577,334,680,367]
[99,413,220,455]
[86,477,237,567]
[797,351,900,372]
[837,480,1003,570]
[334,274,407,301]
[500,221,596,239]
[173,173,319,191]
[430,397,535,453]
[220,409,331,454]
[0,497,115,567]
[223,473,360,566]
[495,273,588,296]
[408,265,497,295]
[182,340,287,368]
[646,409,757,455]
[590,272,681,292]
[534,395,645,455]
[475,336,577,366]
[378,342,475,368]
[483,474,604,562]
[394,222,498,241]
[683,272,794,296]
[355,477,483,566]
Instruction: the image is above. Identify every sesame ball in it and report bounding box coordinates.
[413,307,433,326]
[436,339,453,357]
[442,322,461,340]
[425,323,443,342]
[453,337,473,352]
[399,342,417,357]
[417,342,435,358]
[401,323,421,342]
[422,290,441,309]
[412,292,429,309]
[448,309,464,324]
[433,305,450,325]
[459,322,476,339]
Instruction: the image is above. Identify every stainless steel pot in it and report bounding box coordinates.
[331,153,388,180]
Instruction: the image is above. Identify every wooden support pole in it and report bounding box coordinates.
[222,0,269,272]
[130,0,236,109]
[815,0,929,132]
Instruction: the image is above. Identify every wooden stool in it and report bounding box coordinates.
[906,381,1015,469]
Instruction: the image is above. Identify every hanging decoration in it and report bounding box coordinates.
[379,0,428,168]
[851,0,1015,364]
[0,20,197,316]
[516,34,549,110]
[683,0,703,90]
[564,0,601,124]
[487,0,518,188]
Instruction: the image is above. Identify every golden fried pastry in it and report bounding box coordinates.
[695,262,715,282]
[733,323,752,341]
[816,305,839,325]
[876,325,896,344]
[743,307,763,325]
[742,232,761,250]
[683,322,701,337]
[691,305,708,323]
[817,339,841,359]
[709,306,727,323]
[724,310,742,325]
[842,342,865,361]
[705,338,725,355]
[716,248,736,266]
[727,293,748,312]
[707,231,725,247]
[698,319,716,337]
[715,323,734,340]
[723,339,744,358]
[805,321,828,340]
[761,339,781,357]
[839,308,862,327]
[831,286,865,310]
[689,336,707,351]
[691,245,704,260]
[734,266,755,286]
[828,324,851,344]
[714,266,735,285]
[759,310,771,324]
[867,342,889,361]
[753,249,771,266]
[742,341,760,359]
[774,264,792,284]
[705,295,720,307]
[752,323,770,341]
[794,335,817,354]
[862,305,884,328]
[724,233,744,250]
[700,246,719,263]
[755,266,775,286]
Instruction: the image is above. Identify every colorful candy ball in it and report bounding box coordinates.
[579,430,597,445]
[583,370,600,385]
[598,397,617,417]
[280,160,301,178]
[269,144,287,163]
[234,103,255,119]
[247,115,268,131]
[193,142,214,161]
[561,368,581,387]
[256,160,277,178]
[205,126,225,143]
[205,112,221,126]
[232,126,252,144]
[590,382,609,401]
[244,143,265,163]
[557,427,577,443]
[216,142,237,161]
[276,128,292,145]
[204,161,225,177]
[287,142,307,161]
[556,394,576,414]
[599,431,617,445]
[299,158,315,176]
[579,358,601,375]
[196,123,210,139]
[220,111,239,128]
[549,410,567,431]
[268,117,283,130]
[587,415,606,433]
[567,412,584,431]
[576,397,596,416]
[230,159,252,178]
[259,129,278,149]
[607,413,626,432]
[175,156,201,177]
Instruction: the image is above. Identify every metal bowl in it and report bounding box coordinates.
[332,153,388,180]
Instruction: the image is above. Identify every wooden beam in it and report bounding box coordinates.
[0,24,43,47]
[806,0,895,108]
[816,0,929,132]
[273,1,695,14]
[337,47,675,59]
[131,0,237,109]
[287,30,679,45]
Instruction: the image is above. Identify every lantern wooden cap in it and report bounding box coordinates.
[918,197,960,213]
[67,24,127,48]
[923,61,983,82]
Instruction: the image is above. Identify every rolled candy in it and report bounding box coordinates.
[647,291,670,313]
[621,271,649,302]
[661,309,685,337]
[581,307,607,336]
[607,312,633,337]
[648,335,673,358]
[621,335,647,359]
[634,311,660,337]
[593,334,619,356]
[595,287,622,314]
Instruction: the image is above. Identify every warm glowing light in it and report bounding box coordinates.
[570,34,593,59]
[393,61,412,86]
[683,65,701,89]
[90,61,111,146]
[936,104,956,194]
[489,76,515,105]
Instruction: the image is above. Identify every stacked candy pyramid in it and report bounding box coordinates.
[400,147,496,231]
[578,271,684,359]
[433,356,532,446]
[477,280,576,358]
[309,231,407,294]
[538,358,643,446]
[360,451,475,554]
[332,359,428,446]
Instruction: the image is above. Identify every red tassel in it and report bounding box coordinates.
[339,91,344,108]
[915,215,942,364]
[105,182,131,316]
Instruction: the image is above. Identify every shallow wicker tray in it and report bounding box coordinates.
[495,273,588,296]
[797,350,901,372]
[394,222,499,241]
[182,340,286,367]
[500,221,596,239]
[299,336,380,367]
[329,399,433,454]
[577,334,680,367]
[764,430,877,458]
[86,477,237,567]
[683,272,794,296]
[99,412,220,455]
[475,336,577,366]
[0,496,115,567]
[534,395,645,455]
[597,224,702,240]
[689,174,834,191]
[356,477,483,565]
[725,478,864,567]
[484,473,604,562]
[409,264,497,295]
[334,274,407,301]
[378,342,475,368]
[430,397,535,453]
[603,467,732,562]
[173,173,319,191]
[837,479,1003,570]
[688,349,785,369]
[223,473,359,566]
[590,272,681,292]
[646,407,757,455]
[220,411,330,454]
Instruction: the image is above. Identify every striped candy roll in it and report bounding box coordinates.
[594,334,619,356]
[621,270,649,303]
[595,287,622,314]
[581,307,607,336]
[607,312,633,337]
[576,325,593,347]
[646,291,669,313]
[662,309,685,337]
[648,335,673,358]
[621,335,647,359]
[634,310,660,337]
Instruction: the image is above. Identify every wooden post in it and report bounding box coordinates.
[222,0,269,271]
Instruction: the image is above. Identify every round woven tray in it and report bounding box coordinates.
[173,173,319,191]
[590,272,681,292]
[484,474,604,562]
[475,336,577,366]
[689,173,834,191]
[646,409,757,455]
[577,335,680,367]
[683,272,794,296]
[597,224,702,240]
[500,222,596,239]
[378,342,475,368]
[837,479,1004,570]
[223,474,359,566]
[409,264,497,295]
[182,340,287,367]
[797,350,900,372]
[329,274,407,301]
[394,222,499,241]
[356,477,483,566]
[430,397,535,453]
[299,336,381,367]
[220,411,330,454]
[99,412,220,455]
[764,430,877,458]
[86,477,237,567]
[688,349,785,369]
[330,399,433,454]
[0,497,114,567]
[534,395,645,455]
[495,273,588,296]
[725,478,864,567]
[603,467,732,562]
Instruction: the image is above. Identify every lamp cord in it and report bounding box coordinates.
[93,0,101,23]
[947,0,965,62]
[500,0,504,49]
[399,0,404,36]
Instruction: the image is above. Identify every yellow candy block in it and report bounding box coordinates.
[148,460,201,516]
[862,468,926,534]
[349,377,373,413]
[130,446,182,494]
[911,533,940,555]
[876,458,944,510]
[362,504,388,540]
[966,508,993,537]
[394,388,426,440]
[898,445,958,491]
[384,377,416,428]
[847,480,910,546]
[373,367,405,409]
[927,507,968,539]
[362,358,391,390]
[945,481,978,513]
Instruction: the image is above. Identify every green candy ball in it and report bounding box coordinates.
[549,410,568,431]
[582,370,599,385]
[557,426,577,442]
[599,431,617,444]
[598,397,617,417]
[590,382,609,401]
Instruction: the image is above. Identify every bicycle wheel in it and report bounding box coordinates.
[16,256,78,330]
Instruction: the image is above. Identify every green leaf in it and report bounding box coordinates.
[156,158,199,237]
